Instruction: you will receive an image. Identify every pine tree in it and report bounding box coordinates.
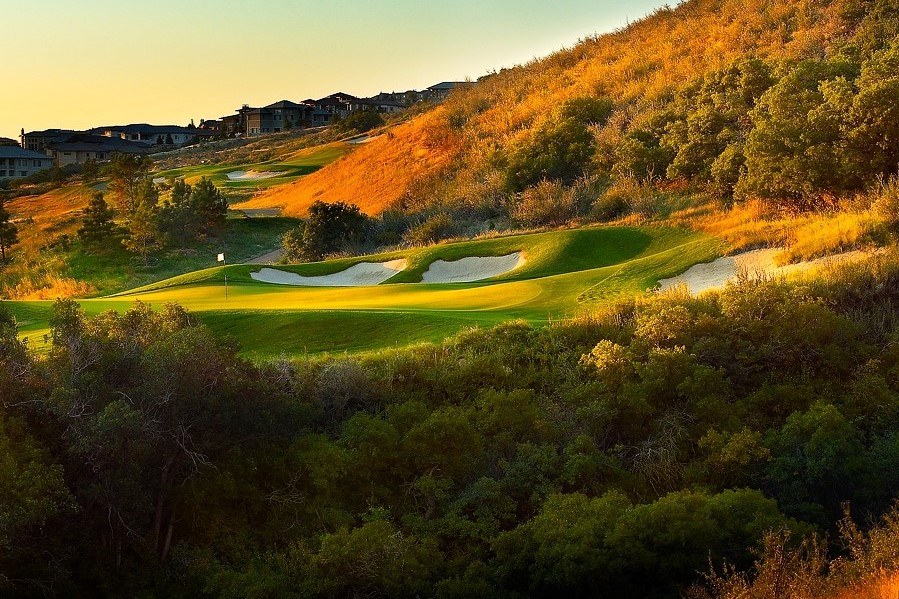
[158,179,198,249]
[78,192,117,248]
[122,180,160,266]
[190,177,228,236]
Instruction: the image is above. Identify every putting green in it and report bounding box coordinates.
[5,226,723,357]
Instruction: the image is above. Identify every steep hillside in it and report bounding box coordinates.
[237,108,460,216]
[245,0,887,217]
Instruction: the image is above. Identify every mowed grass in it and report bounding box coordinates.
[5,225,723,357]
[154,143,349,194]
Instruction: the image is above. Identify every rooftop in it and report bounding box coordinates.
[0,146,54,160]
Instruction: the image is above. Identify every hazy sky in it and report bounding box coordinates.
[2,0,668,141]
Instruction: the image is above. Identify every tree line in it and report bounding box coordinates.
[78,154,228,264]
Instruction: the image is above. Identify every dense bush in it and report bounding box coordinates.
[283,200,371,261]
[505,96,613,191]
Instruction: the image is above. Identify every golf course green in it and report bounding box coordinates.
[154,143,348,192]
[6,226,723,358]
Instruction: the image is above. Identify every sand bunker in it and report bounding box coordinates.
[227,170,286,181]
[250,259,407,287]
[658,248,871,295]
[421,253,526,283]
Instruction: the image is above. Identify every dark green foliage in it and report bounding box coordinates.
[505,96,613,191]
[403,212,459,245]
[0,200,18,262]
[283,200,370,261]
[612,113,678,182]
[6,259,899,596]
[189,177,228,236]
[335,109,386,134]
[78,192,117,248]
[121,178,161,265]
[158,178,197,249]
[738,59,861,202]
[105,153,153,216]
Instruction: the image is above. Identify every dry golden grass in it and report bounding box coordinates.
[1,183,97,299]
[830,573,899,599]
[227,0,860,217]
[670,196,883,262]
[7,183,94,240]
[235,110,461,216]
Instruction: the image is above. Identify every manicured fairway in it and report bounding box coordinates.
[154,143,349,192]
[5,226,723,357]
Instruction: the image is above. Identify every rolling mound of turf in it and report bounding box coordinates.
[6,225,723,357]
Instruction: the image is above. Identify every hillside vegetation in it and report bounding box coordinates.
[4,1,899,597]
[4,250,899,596]
[247,0,899,238]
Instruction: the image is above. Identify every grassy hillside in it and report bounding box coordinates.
[234,111,460,216]
[241,0,868,217]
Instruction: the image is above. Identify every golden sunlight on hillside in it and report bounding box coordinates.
[235,109,461,216]
[233,0,852,217]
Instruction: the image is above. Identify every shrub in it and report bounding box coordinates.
[402,212,458,246]
[872,175,899,235]
[505,97,613,191]
[512,179,578,227]
[283,201,370,261]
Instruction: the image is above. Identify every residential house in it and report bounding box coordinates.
[239,100,316,135]
[426,82,467,101]
[20,128,79,153]
[351,97,406,114]
[221,113,243,137]
[314,93,357,118]
[45,134,151,167]
[91,124,214,146]
[197,119,222,133]
[0,146,54,179]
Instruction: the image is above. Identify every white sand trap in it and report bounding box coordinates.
[250,259,407,287]
[658,248,871,295]
[421,253,526,283]
[227,170,286,181]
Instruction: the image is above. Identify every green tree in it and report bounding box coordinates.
[506,96,613,191]
[158,178,198,248]
[335,109,385,134]
[77,192,117,248]
[849,38,899,177]
[105,153,153,216]
[0,200,18,263]
[190,177,228,236]
[737,59,860,203]
[122,179,161,265]
[293,201,370,261]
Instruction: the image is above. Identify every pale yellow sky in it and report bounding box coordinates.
[1,0,668,141]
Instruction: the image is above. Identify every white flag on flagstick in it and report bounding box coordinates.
[217,253,225,262]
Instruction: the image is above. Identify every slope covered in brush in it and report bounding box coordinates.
[247,0,899,221]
